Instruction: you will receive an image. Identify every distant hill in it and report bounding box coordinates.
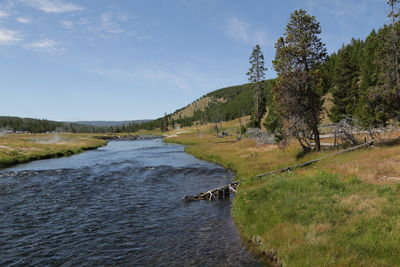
[147,80,275,128]
[73,120,151,127]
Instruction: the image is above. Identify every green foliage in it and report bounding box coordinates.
[240,125,247,135]
[247,45,267,128]
[0,116,145,133]
[273,9,327,151]
[325,18,400,127]
[329,39,364,122]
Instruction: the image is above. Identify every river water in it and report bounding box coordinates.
[0,139,262,266]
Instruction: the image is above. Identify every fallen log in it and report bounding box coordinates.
[184,182,239,201]
[255,139,376,179]
[184,140,376,201]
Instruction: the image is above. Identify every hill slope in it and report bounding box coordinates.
[139,80,275,130]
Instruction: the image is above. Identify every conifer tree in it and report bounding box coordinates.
[273,9,327,151]
[388,0,400,113]
[330,40,363,122]
[363,1,400,125]
[247,45,267,128]
[161,113,169,132]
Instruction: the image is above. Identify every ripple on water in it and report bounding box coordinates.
[0,140,263,266]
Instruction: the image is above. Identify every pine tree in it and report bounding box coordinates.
[388,0,400,114]
[273,9,327,151]
[330,40,363,122]
[362,1,400,125]
[246,44,267,128]
[161,113,169,132]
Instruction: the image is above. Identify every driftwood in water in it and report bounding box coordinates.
[184,182,239,201]
[255,139,376,179]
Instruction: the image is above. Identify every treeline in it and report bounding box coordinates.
[325,22,400,126]
[263,2,400,151]
[0,116,146,133]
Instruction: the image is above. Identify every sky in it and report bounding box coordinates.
[0,0,391,121]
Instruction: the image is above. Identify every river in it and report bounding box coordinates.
[0,139,262,266]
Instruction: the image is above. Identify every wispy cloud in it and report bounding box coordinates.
[16,17,32,24]
[60,20,73,29]
[21,0,83,13]
[61,12,140,39]
[0,29,21,45]
[88,65,224,94]
[306,0,377,19]
[222,17,268,46]
[24,39,64,52]
[87,12,125,37]
[0,10,9,18]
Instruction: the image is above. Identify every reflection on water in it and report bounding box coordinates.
[0,139,263,266]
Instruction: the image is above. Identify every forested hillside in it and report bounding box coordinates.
[139,80,275,130]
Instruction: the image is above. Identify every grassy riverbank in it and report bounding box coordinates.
[0,133,107,169]
[166,119,400,266]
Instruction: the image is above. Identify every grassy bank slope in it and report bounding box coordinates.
[0,133,107,169]
[166,119,400,266]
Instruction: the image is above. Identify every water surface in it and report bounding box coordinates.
[0,139,262,266]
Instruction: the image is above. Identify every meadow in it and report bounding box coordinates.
[166,119,400,266]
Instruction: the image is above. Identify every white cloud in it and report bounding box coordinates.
[0,10,9,18]
[0,29,21,45]
[24,39,64,52]
[60,20,74,29]
[223,17,268,46]
[16,17,32,24]
[61,12,137,39]
[87,12,126,37]
[22,0,83,13]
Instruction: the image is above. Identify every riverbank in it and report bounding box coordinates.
[0,133,166,169]
[0,133,107,169]
[166,119,400,266]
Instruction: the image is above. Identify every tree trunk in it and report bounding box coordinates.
[313,125,321,151]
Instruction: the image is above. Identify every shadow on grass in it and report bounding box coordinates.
[378,136,400,147]
[295,149,311,160]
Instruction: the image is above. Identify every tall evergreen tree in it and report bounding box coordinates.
[362,1,400,125]
[247,44,267,128]
[161,113,169,132]
[273,9,327,151]
[330,40,363,122]
[388,0,400,113]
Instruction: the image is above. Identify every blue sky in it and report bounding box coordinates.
[0,0,390,121]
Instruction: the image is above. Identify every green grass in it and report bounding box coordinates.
[234,171,400,266]
[166,119,400,266]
